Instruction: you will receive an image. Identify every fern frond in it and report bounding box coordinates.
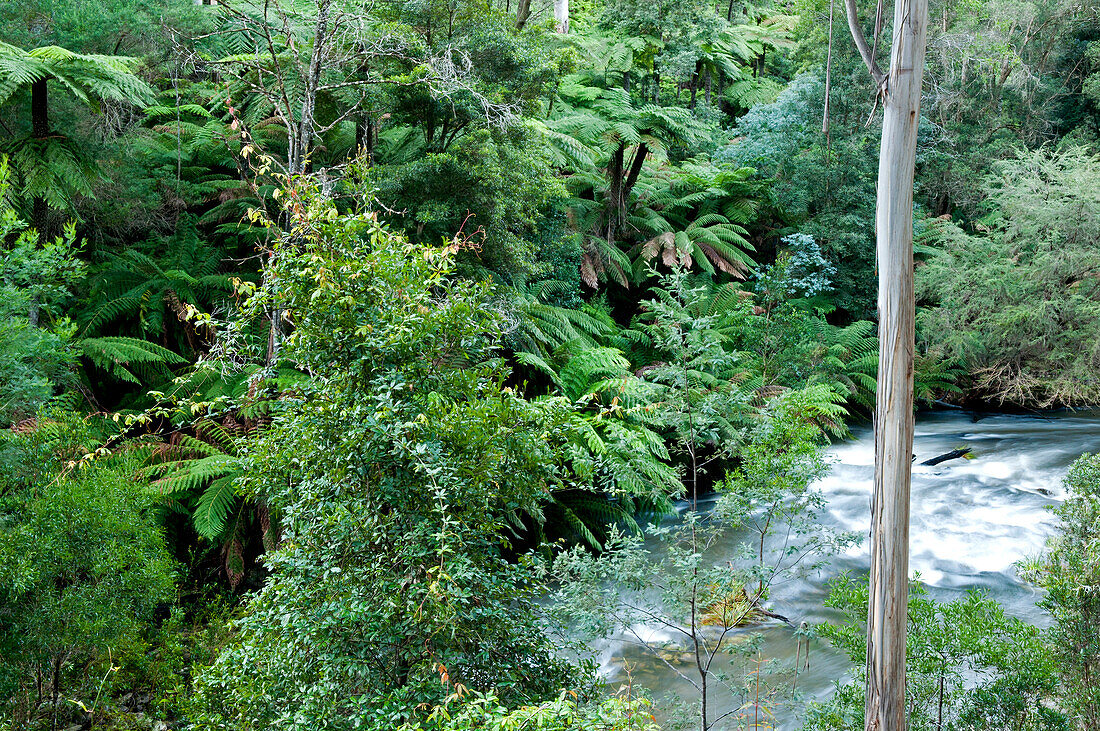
[193,476,240,541]
[77,336,185,384]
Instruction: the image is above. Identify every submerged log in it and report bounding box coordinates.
[920,447,972,466]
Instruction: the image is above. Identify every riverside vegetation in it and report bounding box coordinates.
[1,0,1099,729]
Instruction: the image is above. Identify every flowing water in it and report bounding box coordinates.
[589,409,1100,729]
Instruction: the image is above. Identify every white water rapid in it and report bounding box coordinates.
[591,409,1100,729]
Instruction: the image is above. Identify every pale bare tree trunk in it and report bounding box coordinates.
[290,0,332,175]
[554,0,569,33]
[844,1,929,730]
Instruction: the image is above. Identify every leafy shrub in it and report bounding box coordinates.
[404,689,660,731]
[917,147,1100,407]
[0,414,177,729]
[191,185,584,730]
[802,577,1064,731]
[1022,453,1100,728]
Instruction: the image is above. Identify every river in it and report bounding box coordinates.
[588,409,1100,729]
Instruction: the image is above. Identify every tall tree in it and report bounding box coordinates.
[843,0,930,729]
[191,183,578,728]
[213,0,343,176]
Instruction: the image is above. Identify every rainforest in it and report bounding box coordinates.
[1,0,1099,729]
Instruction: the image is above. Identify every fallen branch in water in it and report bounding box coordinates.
[921,447,972,466]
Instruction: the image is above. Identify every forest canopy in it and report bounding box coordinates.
[1,0,1099,729]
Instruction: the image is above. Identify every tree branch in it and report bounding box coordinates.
[844,0,887,89]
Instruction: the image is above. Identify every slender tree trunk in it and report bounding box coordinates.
[366,117,375,164]
[823,0,835,140]
[845,1,929,729]
[30,79,49,244]
[689,60,702,109]
[937,655,946,730]
[31,79,49,144]
[699,669,708,731]
[266,308,282,364]
[292,0,331,175]
[554,0,569,32]
[606,144,625,241]
[50,655,62,731]
[352,54,374,165]
[623,142,648,201]
[515,0,531,28]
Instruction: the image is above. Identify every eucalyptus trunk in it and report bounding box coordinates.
[554,0,569,32]
[843,1,930,729]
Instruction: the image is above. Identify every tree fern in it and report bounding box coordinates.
[1,136,96,211]
[511,332,682,548]
[0,42,154,109]
[76,336,185,385]
[143,414,272,587]
[193,475,240,541]
[549,73,722,286]
[503,285,613,357]
[540,489,672,550]
[0,41,155,228]
[550,80,764,286]
[141,90,266,239]
[80,216,237,354]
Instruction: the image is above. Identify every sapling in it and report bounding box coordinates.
[552,266,854,731]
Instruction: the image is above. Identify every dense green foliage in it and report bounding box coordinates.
[917,147,1100,406]
[0,416,177,729]
[192,190,584,729]
[803,578,1065,731]
[1,0,1099,727]
[1023,453,1100,728]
